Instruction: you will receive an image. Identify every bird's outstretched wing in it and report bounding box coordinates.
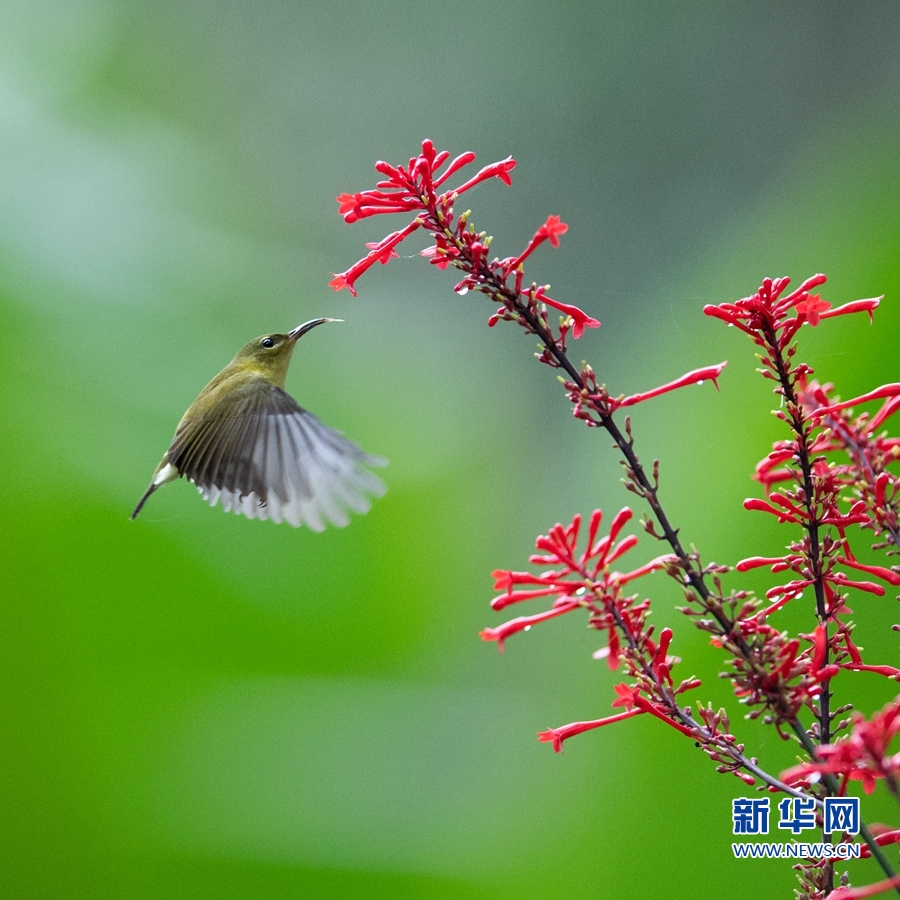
[166,381,386,530]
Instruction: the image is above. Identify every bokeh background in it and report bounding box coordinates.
[2,2,899,898]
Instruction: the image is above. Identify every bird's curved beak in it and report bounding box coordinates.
[288,317,343,341]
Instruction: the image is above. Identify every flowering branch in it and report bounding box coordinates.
[332,141,900,898]
[331,140,736,642]
[481,508,824,793]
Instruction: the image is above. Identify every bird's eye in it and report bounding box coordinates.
[260,337,276,349]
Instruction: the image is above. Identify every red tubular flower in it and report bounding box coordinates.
[630,694,696,737]
[609,363,727,411]
[652,627,674,682]
[840,663,900,679]
[818,296,882,323]
[537,711,641,752]
[503,215,569,274]
[431,150,478,187]
[449,156,516,194]
[743,497,805,524]
[823,573,885,596]
[611,682,642,710]
[811,384,900,422]
[736,555,795,573]
[858,830,900,859]
[532,287,600,338]
[811,623,827,674]
[479,600,580,652]
[538,214,568,247]
[869,395,900,432]
[604,629,621,670]
[329,219,423,296]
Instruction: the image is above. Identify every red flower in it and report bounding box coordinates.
[502,215,570,275]
[609,363,727,412]
[532,287,600,338]
[537,711,641,753]
[794,292,831,326]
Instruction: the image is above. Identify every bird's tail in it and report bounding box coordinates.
[130,483,158,520]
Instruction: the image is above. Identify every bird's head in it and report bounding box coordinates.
[232,317,342,387]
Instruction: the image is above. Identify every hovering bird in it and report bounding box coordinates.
[131,318,386,529]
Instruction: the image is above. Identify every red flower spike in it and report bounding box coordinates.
[484,502,699,749]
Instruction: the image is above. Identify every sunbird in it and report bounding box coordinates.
[131,318,386,529]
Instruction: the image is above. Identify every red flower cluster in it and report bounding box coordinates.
[782,698,900,797]
[331,139,600,343]
[705,275,900,689]
[482,507,705,752]
[331,141,515,295]
[703,274,880,346]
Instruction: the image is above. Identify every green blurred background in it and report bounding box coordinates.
[2,2,899,898]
